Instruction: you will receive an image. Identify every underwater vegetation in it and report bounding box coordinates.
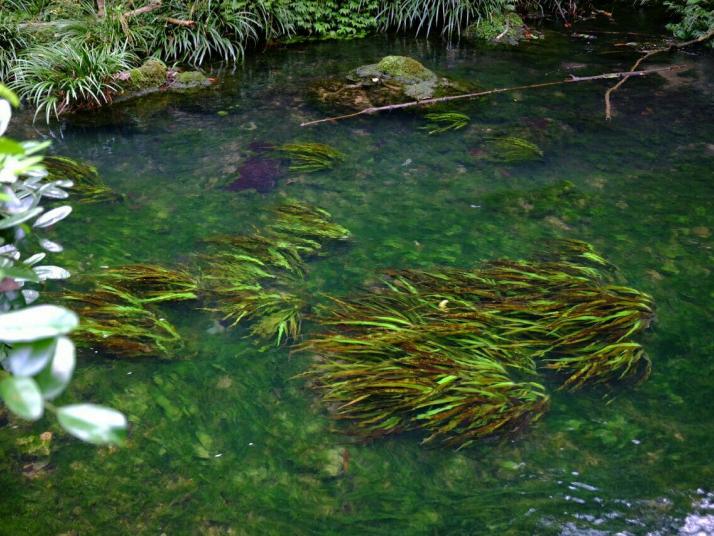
[93,264,199,304]
[301,240,654,447]
[421,112,470,135]
[472,136,544,164]
[60,284,183,359]
[202,200,350,345]
[43,155,120,203]
[274,143,345,173]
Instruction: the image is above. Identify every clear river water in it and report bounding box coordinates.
[2,15,714,536]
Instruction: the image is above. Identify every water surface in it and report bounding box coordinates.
[2,17,714,536]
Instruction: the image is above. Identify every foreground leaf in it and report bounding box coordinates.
[0,305,78,342]
[57,404,127,445]
[0,376,44,420]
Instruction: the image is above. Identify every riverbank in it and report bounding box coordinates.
[1,0,710,122]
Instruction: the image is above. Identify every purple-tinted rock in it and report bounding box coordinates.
[226,156,282,193]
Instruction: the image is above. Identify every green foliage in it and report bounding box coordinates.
[150,0,261,65]
[202,200,350,345]
[11,41,133,121]
[377,0,510,37]
[61,284,183,359]
[43,155,119,203]
[301,240,654,447]
[421,112,470,134]
[0,18,31,82]
[0,84,126,445]
[275,143,345,173]
[478,136,544,163]
[93,264,199,303]
[664,0,714,44]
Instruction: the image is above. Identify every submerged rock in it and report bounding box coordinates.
[171,70,212,89]
[310,55,470,111]
[465,12,537,46]
[226,156,283,193]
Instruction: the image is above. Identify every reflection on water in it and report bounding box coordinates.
[2,15,713,536]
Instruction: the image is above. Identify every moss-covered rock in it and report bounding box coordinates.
[172,70,212,89]
[114,64,214,105]
[16,432,53,459]
[465,12,531,46]
[120,59,168,92]
[311,55,471,111]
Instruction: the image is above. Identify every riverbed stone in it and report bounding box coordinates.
[465,12,530,45]
[311,55,470,111]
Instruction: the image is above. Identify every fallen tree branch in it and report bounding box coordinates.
[604,29,714,120]
[301,65,686,127]
[123,0,163,18]
[165,17,195,27]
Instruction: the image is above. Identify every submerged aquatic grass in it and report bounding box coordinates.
[60,284,183,359]
[301,240,654,447]
[202,200,350,345]
[274,143,345,172]
[421,112,470,135]
[94,264,199,303]
[478,136,544,163]
[43,155,120,203]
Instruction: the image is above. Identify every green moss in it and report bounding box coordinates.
[375,56,436,82]
[174,70,210,88]
[466,12,526,45]
[121,59,168,92]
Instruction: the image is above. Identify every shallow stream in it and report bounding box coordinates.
[2,16,714,536]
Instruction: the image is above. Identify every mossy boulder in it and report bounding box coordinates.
[114,63,214,104]
[311,55,471,111]
[171,70,212,89]
[120,59,168,93]
[465,12,530,46]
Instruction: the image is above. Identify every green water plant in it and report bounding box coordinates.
[61,284,182,359]
[301,240,654,447]
[43,155,119,203]
[421,111,470,134]
[308,348,550,448]
[478,136,544,163]
[274,143,345,173]
[93,264,199,303]
[0,84,126,445]
[201,200,349,345]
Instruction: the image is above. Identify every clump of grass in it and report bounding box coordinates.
[61,284,183,359]
[274,143,345,173]
[266,200,351,253]
[94,264,199,303]
[201,200,349,345]
[421,111,469,134]
[11,40,133,121]
[301,240,654,447]
[309,348,549,449]
[43,155,120,203]
[479,136,544,163]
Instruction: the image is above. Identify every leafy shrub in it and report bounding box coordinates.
[11,41,133,121]
[377,0,511,37]
[0,85,127,445]
[151,0,262,65]
[664,0,714,44]
[0,18,31,82]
